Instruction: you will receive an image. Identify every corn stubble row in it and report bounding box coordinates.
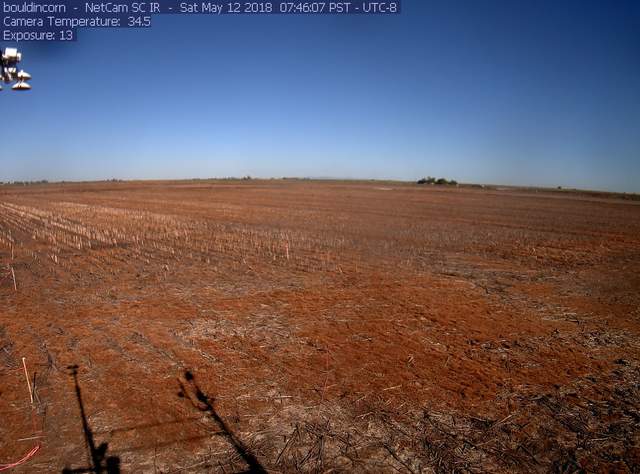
[0,201,349,274]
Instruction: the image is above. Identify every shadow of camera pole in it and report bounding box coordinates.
[62,365,121,474]
[178,370,267,474]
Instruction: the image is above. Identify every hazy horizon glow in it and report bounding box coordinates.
[1,1,639,192]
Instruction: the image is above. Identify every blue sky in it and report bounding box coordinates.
[2,0,639,192]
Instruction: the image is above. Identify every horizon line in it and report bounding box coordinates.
[1,177,639,199]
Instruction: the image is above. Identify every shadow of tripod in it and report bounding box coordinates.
[62,365,120,474]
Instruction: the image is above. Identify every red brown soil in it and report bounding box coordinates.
[1,180,639,472]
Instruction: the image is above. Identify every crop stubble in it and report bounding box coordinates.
[1,181,639,472]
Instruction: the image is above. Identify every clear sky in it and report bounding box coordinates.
[1,0,639,192]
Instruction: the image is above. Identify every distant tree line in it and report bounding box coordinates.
[1,180,49,186]
[417,176,458,186]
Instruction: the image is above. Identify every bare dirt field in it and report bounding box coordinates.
[1,180,639,473]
